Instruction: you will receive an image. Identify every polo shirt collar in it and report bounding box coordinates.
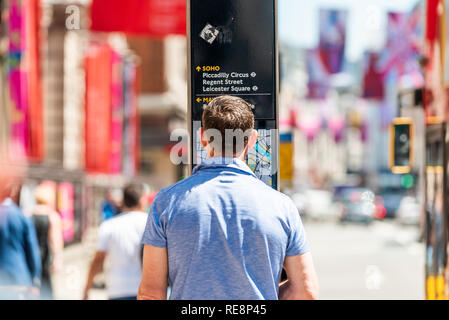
[193,157,256,177]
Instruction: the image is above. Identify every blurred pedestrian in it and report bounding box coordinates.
[100,189,122,221]
[29,183,64,300]
[83,183,149,300]
[138,96,319,300]
[0,179,42,300]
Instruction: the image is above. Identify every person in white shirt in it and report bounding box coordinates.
[83,183,150,300]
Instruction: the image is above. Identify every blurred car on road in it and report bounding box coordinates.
[334,187,376,224]
[396,196,421,226]
[377,187,406,218]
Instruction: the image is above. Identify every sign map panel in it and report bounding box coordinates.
[189,0,278,189]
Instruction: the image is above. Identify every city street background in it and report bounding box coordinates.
[0,0,443,300]
[51,219,424,300]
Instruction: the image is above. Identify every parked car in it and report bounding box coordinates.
[377,188,406,218]
[335,187,376,224]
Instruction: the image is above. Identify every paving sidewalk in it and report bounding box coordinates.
[52,229,107,300]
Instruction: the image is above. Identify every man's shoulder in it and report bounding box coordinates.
[247,181,297,216]
[155,174,205,201]
[123,211,148,222]
[248,178,293,199]
[154,172,295,212]
[0,202,27,220]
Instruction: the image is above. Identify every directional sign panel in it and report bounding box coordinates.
[188,0,279,189]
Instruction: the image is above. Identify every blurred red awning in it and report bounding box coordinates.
[90,0,186,36]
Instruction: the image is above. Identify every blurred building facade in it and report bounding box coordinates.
[279,3,425,199]
[0,0,187,242]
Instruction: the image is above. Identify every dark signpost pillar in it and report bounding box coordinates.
[187,0,279,190]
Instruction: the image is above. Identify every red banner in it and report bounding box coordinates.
[426,0,440,43]
[362,52,384,100]
[90,0,186,36]
[85,43,112,174]
[25,0,44,162]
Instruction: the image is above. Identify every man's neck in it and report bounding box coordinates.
[122,207,141,213]
[209,153,246,162]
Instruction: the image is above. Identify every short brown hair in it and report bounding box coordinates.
[123,183,146,208]
[202,95,255,155]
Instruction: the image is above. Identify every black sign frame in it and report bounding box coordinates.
[187,0,280,190]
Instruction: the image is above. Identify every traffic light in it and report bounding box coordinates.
[390,118,414,174]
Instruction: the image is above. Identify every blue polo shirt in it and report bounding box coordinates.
[142,157,309,300]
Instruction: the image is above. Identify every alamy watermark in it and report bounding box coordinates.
[65,5,81,30]
[169,122,278,176]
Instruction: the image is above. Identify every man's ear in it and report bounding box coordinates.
[247,129,258,151]
[199,127,208,148]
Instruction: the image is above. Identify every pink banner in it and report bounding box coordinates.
[123,59,139,175]
[110,51,123,174]
[58,183,75,243]
[8,0,30,155]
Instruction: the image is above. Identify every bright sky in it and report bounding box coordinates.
[279,0,421,61]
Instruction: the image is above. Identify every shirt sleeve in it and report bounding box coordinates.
[96,222,110,252]
[286,200,310,257]
[141,196,167,248]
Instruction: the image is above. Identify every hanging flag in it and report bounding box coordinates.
[318,9,347,74]
[306,48,330,99]
[90,0,186,36]
[378,8,423,79]
[327,115,346,143]
[362,52,385,100]
[297,111,323,142]
[423,0,445,117]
